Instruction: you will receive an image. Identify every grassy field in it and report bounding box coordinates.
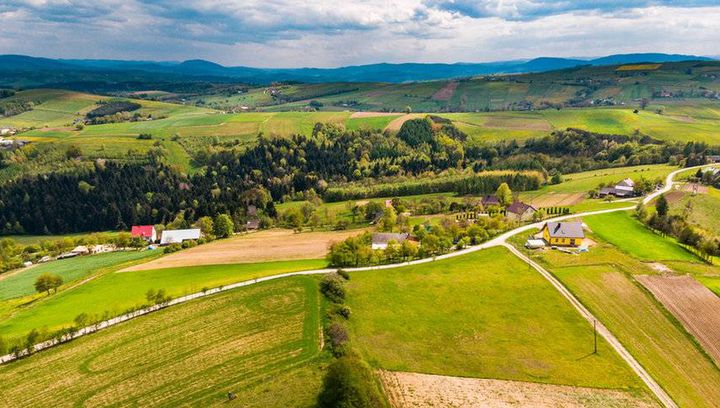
[669,186,720,235]
[0,258,326,340]
[510,215,720,407]
[584,212,698,262]
[0,251,158,301]
[346,247,646,393]
[518,164,675,212]
[0,276,326,407]
[554,265,720,408]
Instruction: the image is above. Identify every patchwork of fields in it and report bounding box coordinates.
[0,277,326,407]
[514,211,720,407]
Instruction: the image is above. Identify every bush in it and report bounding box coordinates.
[320,275,346,303]
[163,243,182,254]
[336,269,350,280]
[326,322,349,349]
[318,356,389,408]
[336,306,351,319]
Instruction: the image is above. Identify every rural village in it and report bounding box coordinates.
[1,2,720,407]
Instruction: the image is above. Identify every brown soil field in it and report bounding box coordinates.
[380,371,657,408]
[636,275,720,365]
[384,114,423,132]
[123,228,365,271]
[431,81,458,101]
[350,112,400,118]
[680,183,708,194]
[529,192,585,207]
[663,190,685,204]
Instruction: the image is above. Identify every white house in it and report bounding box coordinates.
[160,228,201,245]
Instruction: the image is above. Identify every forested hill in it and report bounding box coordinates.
[0,53,713,89]
[0,118,713,235]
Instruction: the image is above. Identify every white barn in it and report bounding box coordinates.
[160,228,201,245]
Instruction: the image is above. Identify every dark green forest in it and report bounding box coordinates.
[0,118,714,234]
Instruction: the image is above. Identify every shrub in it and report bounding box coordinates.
[163,243,182,254]
[336,306,351,319]
[336,269,350,280]
[317,356,389,408]
[320,275,346,303]
[326,322,349,356]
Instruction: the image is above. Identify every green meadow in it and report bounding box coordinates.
[583,212,697,262]
[0,251,157,301]
[0,258,326,340]
[346,247,645,392]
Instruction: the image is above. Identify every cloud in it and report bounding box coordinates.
[426,0,720,20]
[0,1,718,67]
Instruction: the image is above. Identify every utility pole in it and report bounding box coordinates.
[593,319,598,354]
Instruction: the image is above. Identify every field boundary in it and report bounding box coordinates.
[501,243,676,408]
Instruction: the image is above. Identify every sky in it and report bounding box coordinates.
[0,1,719,67]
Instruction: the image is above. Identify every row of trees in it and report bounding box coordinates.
[327,214,508,267]
[638,195,720,259]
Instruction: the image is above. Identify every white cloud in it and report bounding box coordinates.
[0,1,718,66]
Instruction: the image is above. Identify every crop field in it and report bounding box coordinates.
[636,275,720,365]
[583,212,697,262]
[0,258,326,340]
[0,250,158,301]
[346,247,646,392]
[0,276,326,408]
[512,216,720,407]
[123,229,352,271]
[381,371,657,408]
[553,265,720,408]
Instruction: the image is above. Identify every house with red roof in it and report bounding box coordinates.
[131,225,157,242]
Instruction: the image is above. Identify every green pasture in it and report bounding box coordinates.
[584,212,697,262]
[346,246,644,391]
[0,251,158,301]
[0,258,326,340]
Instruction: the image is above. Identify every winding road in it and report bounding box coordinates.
[1,165,711,407]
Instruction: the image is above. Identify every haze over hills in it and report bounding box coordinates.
[0,53,714,87]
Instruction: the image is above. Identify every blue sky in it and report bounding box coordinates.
[0,1,718,67]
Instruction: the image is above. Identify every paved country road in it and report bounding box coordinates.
[0,165,711,407]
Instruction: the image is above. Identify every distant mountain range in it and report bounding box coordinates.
[0,53,714,87]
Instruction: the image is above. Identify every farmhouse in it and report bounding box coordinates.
[506,201,537,222]
[371,232,409,250]
[131,225,157,242]
[160,228,201,245]
[540,222,585,247]
[599,178,636,198]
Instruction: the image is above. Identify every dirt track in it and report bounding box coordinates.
[122,229,364,271]
[381,371,657,408]
[637,275,720,365]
